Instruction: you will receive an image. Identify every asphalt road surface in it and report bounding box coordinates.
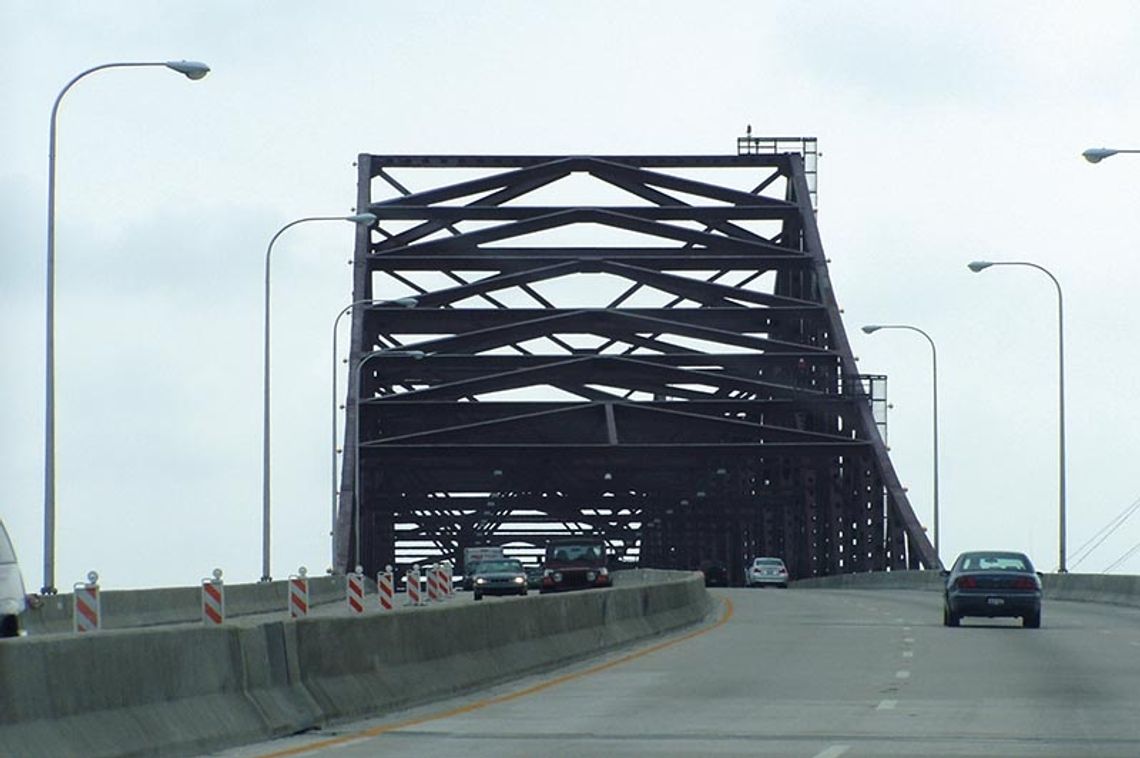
[214,588,1140,758]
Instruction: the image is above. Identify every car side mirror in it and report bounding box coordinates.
[1036,571,1044,579]
[939,569,950,578]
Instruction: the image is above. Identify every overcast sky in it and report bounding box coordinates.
[3,1,1140,590]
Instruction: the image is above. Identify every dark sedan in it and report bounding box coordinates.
[942,551,1042,628]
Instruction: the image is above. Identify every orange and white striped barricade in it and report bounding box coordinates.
[445,562,455,599]
[73,571,101,633]
[406,565,422,607]
[288,567,310,619]
[377,566,394,612]
[201,568,225,625]
[426,562,441,603]
[347,567,365,615]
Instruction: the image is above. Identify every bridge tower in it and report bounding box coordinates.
[334,141,938,582]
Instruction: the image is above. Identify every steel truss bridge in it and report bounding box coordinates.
[333,142,939,583]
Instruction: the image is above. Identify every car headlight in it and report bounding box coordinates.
[474,577,486,585]
[552,571,563,582]
[586,571,597,581]
[599,567,608,576]
[512,576,525,584]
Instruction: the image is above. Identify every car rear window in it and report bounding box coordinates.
[961,554,1029,572]
[754,558,783,566]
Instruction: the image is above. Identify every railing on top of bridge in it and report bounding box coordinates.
[736,134,819,211]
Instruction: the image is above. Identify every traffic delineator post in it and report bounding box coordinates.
[73,571,101,633]
[377,565,394,611]
[426,562,440,603]
[406,565,422,606]
[289,567,310,619]
[201,568,225,625]
[347,566,365,614]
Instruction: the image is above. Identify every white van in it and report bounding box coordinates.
[0,519,28,637]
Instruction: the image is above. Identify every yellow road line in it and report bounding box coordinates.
[261,596,734,757]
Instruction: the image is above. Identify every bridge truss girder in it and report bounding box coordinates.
[334,152,938,582]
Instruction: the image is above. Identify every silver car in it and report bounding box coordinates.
[746,556,789,588]
[0,520,28,637]
[472,559,528,600]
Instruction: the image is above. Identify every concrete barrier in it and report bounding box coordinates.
[0,570,710,757]
[793,570,945,591]
[793,569,1140,610]
[22,575,352,636]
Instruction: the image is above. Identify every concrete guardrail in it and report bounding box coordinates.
[793,569,1140,610]
[0,570,711,757]
[22,575,353,635]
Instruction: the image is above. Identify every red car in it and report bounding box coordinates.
[540,538,612,593]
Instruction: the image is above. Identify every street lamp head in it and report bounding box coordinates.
[1082,147,1118,164]
[861,325,882,334]
[164,60,211,80]
[345,212,377,226]
[967,261,994,273]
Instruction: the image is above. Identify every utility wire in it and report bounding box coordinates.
[1103,541,1140,574]
[1069,495,1140,570]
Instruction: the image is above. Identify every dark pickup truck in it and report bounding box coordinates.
[540,537,612,593]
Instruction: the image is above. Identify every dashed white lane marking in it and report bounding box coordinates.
[1130,641,1140,647]
[813,745,851,758]
[876,699,898,710]
[903,626,912,632]
[896,670,911,679]
[902,650,914,658]
[903,636,915,644]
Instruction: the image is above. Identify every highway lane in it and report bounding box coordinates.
[215,588,1140,758]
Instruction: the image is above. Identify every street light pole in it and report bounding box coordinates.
[351,349,424,570]
[968,260,1067,572]
[261,213,375,582]
[42,59,210,595]
[861,324,940,561]
[330,297,416,568]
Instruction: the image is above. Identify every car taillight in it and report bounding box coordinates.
[1011,577,1038,590]
[778,568,787,575]
[956,576,977,589]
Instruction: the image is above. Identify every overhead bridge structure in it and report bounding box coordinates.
[334,142,939,582]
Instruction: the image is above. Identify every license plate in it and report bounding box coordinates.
[987,597,1005,606]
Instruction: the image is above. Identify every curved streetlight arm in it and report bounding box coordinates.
[351,349,425,569]
[43,60,209,595]
[330,297,417,567]
[969,259,1066,572]
[261,213,375,582]
[861,324,940,561]
[1082,147,1140,164]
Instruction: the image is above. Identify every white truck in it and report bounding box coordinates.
[463,545,505,569]
[462,546,506,590]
